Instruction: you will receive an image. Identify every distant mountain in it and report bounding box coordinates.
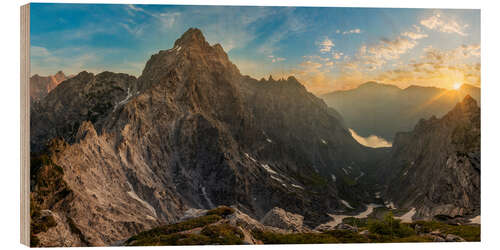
[321,82,480,141]
[30,28,379,246]
[379,95,480,219]
[29,71,69,103]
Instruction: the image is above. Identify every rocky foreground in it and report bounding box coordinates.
[124,206,479,245]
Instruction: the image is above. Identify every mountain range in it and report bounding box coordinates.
[321,82,480,141]
[29,28,480,246]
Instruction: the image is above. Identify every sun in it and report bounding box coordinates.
[453,82,462,90]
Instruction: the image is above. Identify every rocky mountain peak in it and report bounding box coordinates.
[54,70,66,78]
[30,70,70,103]
[459,95,478,111]
[138,28,240,92]
[174,27,210,49]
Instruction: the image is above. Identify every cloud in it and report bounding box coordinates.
[349,129,392,148]
[157,12,181,29]
[31,46,51,57]
[423,44,480,63]
[401,31,428,40]
[272,57,286,63]
[371,44,481,89]
[127,4,145,14]
[355,36,417,70]
[420,13,468,36]
[332,51,343,60]
[343,29,361,35]
[318,37,335,53]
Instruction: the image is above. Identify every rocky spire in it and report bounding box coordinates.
[174,27,210,49]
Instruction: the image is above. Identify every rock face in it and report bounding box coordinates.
[30,28,378,246]
[321,82,480,141]
[380,96,480,219]
[30,71,68,103]
[260,207,305,232]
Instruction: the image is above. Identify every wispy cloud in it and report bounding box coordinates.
[343,29,361,35]
[401,31,428,40]
[268,55,286,63]
[318,37,335,53]
[420,13,468,36]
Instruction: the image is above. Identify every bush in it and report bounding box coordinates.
[206,206,235,217]
[200,224,244,244]
[253,230,340,244]
[368,212,415,239]
[412,220,480,241]
[343,217,369,228]
[126,214,223,245]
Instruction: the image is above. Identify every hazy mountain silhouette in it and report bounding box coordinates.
[321,82,480,141]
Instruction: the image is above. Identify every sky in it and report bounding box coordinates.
[30,3,480,95]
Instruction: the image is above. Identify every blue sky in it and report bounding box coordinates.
[30,3,480,94]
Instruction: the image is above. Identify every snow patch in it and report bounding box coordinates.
[355,171,365,181]
[375,192,381,198]
[244,153,257,163]
[176,46,182,52]
[271,175,284,184]
[114,87,133,111]
[126,182,157,218]
[291,184,304,190]
[342,168,349,175]
[321,139,327,145]
[261,164,278,175]
[384,201,396,209]
[201,186,215,208]
[266,138,273,143]
[356,203,382,218]
[318,203,382,229]
[469,215,481,224]
[331,174,336,182]
[340,200,354,209]
[395,208,416,223]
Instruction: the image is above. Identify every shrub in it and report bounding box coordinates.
[252,230,340,244]
[200,223,244,244]
[126,214,222,245]
[206,206,235,217]
[368,212,415,239]
[412,220,480,241]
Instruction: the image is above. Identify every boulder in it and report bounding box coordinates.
[445,234,466,242]
[334,223,358,232]
[260,207,304,232]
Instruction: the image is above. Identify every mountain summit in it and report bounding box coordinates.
[174,27,208,47]
[30,71,69,103]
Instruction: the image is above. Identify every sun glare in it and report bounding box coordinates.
[453,82,462,90]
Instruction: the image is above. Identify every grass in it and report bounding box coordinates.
[128,221,245,246]
[126,214,223,245]
[206,206,235,217]
[126,207,480,246]
[252,230,340,244]
[126,206,240,246]
[411,220,480,241]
